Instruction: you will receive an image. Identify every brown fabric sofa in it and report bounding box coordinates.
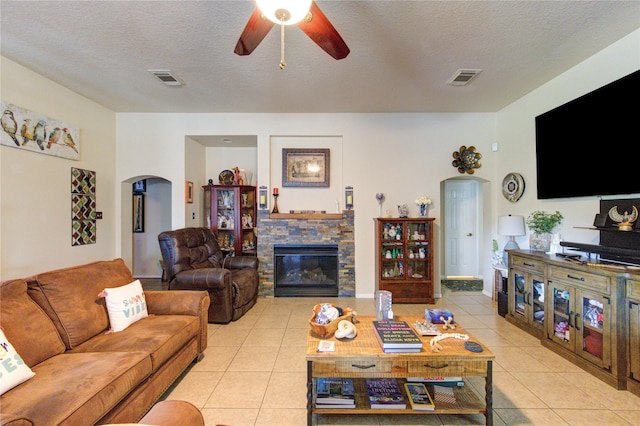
[158,227,259,323]
[0,258,209,426]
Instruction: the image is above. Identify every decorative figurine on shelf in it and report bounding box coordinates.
[375,193,385,217]
[608,205,638,231]
[233,167,244,185]
[419,247,426,259]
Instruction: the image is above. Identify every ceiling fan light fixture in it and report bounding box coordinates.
[256,0,312,25]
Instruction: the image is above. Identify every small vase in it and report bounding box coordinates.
[530,233,552,252]
[419,204,427,217]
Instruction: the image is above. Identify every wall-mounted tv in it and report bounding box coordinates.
[535,70,640,199]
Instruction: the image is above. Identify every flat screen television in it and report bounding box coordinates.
[535,70,640,199]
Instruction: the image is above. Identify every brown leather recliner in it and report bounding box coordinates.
[158,227,259,323]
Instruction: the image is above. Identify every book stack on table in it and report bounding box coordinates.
[315,378,355,409]
[372,320,423,353]
[365,378,406,409]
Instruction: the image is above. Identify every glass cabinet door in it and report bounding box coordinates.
[531,276,545,330]
[380,222,404,280]
[630,301,640,381]
[576,290,611,369]
[513,272,527,319]
[240,188,256,255]
[203,186,211,228]
[215,188,236,255]
[406,221,429,280]
[548,283,574,351]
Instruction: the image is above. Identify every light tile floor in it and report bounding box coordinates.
[143,281,640,425]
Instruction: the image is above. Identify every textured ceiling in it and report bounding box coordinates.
[1,0,639,114]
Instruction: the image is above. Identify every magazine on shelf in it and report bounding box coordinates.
[315,377,355,405]
[433,384,457,405]
[407,377,464,386]
[314,401,356,409]
[372,320,423,350]
[404,382,435,411]
[365,378,406,409]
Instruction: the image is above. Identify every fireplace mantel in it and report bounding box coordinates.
[269,213,343,220]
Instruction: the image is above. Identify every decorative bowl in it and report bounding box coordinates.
[309,303,355,338]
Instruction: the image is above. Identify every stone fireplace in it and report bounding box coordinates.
[256,210,355,297]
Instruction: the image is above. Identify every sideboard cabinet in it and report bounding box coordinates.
[627,277,640,396]
[203,184,257,256]
[374,218,434,303]
[507,251,628,391]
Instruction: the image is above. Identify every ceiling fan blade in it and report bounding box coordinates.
[234,7,275,56]
[297,2,350,60]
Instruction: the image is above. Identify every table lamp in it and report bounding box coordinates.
[498,215,525,266]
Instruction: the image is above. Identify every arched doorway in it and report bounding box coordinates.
[120,176,171,278]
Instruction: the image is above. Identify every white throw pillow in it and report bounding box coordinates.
[0,329,36,395]
[103,280,148,332]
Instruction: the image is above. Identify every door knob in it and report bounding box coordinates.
[467,233,473,236]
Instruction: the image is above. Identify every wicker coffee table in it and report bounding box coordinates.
[305,315,495,425]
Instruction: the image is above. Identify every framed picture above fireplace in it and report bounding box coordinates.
[282,148,330,187]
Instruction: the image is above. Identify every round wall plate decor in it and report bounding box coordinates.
[218,170,234,185]
[502,173,525,202]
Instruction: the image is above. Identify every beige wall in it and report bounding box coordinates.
[0,57,116,280]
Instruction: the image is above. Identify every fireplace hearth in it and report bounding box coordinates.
[274,244,338,297]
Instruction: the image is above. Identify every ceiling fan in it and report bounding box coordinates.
[234,0,350,68]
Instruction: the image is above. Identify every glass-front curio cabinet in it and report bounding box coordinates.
[375,218,434,303]
[203,185,256,256]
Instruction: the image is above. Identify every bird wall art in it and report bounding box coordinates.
[1,101,80,160]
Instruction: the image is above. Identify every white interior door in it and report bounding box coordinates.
[444,180,480,277]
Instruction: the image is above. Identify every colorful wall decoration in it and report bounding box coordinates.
[71,167,96,245]
[1,101,80,160]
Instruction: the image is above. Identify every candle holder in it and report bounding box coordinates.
[272,194,279,214]
[345,186,353,210]
[259,186,268,210]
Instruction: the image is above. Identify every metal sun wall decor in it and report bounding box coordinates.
[452,145,482,174]
[1,101,80,160]
[71,167,96,245]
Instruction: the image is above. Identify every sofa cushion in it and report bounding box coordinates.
[27,258,135,349]
[70,314,199,372]
[0,329,36,396]
[0,351,151,426]
[0,279,65,367]
[102,280,148,332]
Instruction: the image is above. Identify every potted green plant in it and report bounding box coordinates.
[526,210,563,251]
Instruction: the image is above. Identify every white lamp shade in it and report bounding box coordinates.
[497,215,525,236]
[256,0,312,25]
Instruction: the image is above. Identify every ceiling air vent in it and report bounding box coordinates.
[447,69,482,86]
[148,69,184,86]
